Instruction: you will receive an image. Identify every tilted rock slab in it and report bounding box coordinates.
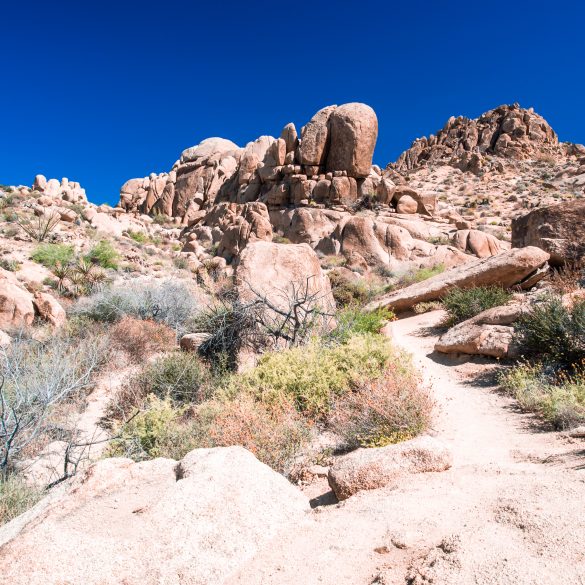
[435,303,529,358]
[328,435,452,500]
[0,446,309,585]
[365,247,550,313]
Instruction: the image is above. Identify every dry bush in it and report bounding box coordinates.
[329,360,433,449]
[549,259,585,295]
[202,396,311,474]
[110,317,176,362]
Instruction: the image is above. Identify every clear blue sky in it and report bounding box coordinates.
[1,0,583,205]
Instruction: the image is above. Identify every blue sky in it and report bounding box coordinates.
[1,0,583,204]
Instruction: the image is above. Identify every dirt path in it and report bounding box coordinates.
[22,365,136,486]
[229,311,585,585]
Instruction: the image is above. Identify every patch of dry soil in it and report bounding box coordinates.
[228,310,585,584]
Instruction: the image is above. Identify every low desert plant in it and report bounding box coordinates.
[442,286,512,325]
[127,230,149,244]
[515,296,585,367]
[398,264,445,287]
[499,361,585,429]
[85,240,119,269]
[413,301,443,314]
[330,360,432,448]
[31,243,74,268]
[0,258,20,272]
[0,474,42,526]
[17,212,60,242]
[71,281,198,333]
[235,333,392,419]
[328,271,371,307]
[0,332,109,472]
[110,317,176,362]
[332,306,394,342]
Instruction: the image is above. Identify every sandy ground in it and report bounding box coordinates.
[228,310,585,584]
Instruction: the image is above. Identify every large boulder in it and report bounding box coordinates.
[0,273,35,330]
[32,292,66,328]
[328,436,452,501]
[435,303,529,358]
[366,247,550,313]
[326,103,378,178]
[0,447,309,585]
[511,200,585,265]
[236,241,335,314]
[298,105,337,167]
[452,229,504,258]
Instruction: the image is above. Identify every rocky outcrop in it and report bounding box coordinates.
[395,104,559,172]
[32,175,87,203]
[328,435,452,500]
[366,247,550,313]
[511,200,585,265]
[118,103,379,223]
[0,447,308,585]
[32,292,66,328]
[435,303,529,358]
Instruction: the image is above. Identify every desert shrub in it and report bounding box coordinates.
[330,360,433,448]
[515,296,585,366]
[0,475,42,525]
[0,258,20,272]
[107,395,189,460]
[71,281,198,333]
[202,396,310,473]
[105,351,211,423]
[31,243,74,268]
[397,264,445,288]
[328,271,371,307]
[235,334,392,419]
[53,258,108,297]
[152,213,170,225]
[127,230,148,244]
[499,362,585,429]
[191,295,262,368]
[17,213,60,242]
[549,260,585,294]
[413,301,443,314]
[107,394,310,473]
[110,317,176,362]
[442,286,512,325]
[85,240,119,269]
[173,257,189,270]
[332,306,394,342]
[0,332,109,472]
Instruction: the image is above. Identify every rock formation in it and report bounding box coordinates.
[394,104,560,173]
[511,200,585,265]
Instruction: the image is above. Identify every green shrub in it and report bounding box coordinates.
[333,306,394,341]
[499,362,585,429]
[85,240,119,269]
[127,230,148,244]
[235,334,392,419]
[31,243,74,268]
[515,297,585,366]
[442,286,512,325]
[0,475,42,526]
[398,264,445,287]
[328,271,371,307]
[139,352,211,404]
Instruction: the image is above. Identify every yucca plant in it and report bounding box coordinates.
[17,212,60,242]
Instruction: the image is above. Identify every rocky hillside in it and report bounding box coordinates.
[1,102,585,585]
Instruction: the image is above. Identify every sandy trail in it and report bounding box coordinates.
[229,310,585,585]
